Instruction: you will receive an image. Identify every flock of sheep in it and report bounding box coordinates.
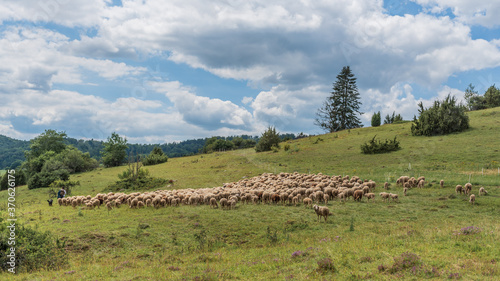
[56,172,489,221]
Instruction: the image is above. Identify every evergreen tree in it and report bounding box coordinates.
[255,127,281,152]
[101,132,128,167]
[371,111,381,127]
[315,66,363,132]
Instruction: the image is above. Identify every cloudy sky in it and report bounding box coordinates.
[1,0,500,143]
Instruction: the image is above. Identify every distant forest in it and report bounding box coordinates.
[0,133,298,170]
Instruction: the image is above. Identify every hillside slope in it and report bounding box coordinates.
[2,107,499,280]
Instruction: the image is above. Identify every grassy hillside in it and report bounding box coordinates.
[1,107,500,280]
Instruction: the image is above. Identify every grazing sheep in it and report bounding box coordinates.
[353,190,363,202]
[209,197,218,209]
[323,194,329,205]
[417,179,425,189]
[365,193,375,202]
[479,187,488,196]
[469,194,476,205]
[379,192,390,202]
[464,183,472,195]
[137,201,145,208]
[313,204,330,222]
[219,198,228,209]
[106,202,113,211]
[130,198,139,208]
[455,185,464,195]
[303,198,313,208]
[403,187,408,196]
[384,182,389,190]
[389,193,399,202]
[440,180,444,188]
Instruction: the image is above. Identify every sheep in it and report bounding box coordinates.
[417,179,425,189]
[353,190,363,202]
[455,185,464,195]
[228,199,236,210]
[440,180,444,188]
[384,182,389,190]
[209,197,218,209]
[106,202,113,211]
[292,196,299,206]
[479,187,488,196]
[130,198,139,208]
[303,198,313,208]
[323,194,330,205]
[469,194,476,205]
[313,204,330,222]
[137,201,145,208]
[389,193,399,202]
[220,198,228,209]
[464,183,472,195]
[379,192,390,202]
[365,193,375,202]
[403,187,408,196]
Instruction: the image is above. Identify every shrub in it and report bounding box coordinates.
[107,160,168,191]
[411,94,469,136]
[361,135,400,154]
[0,223,68,273]
[384,111,404,124]
[256,127,281,152]
[142,147,168,166]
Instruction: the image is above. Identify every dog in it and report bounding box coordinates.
[47,199,53,206]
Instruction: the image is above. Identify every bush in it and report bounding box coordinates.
[27,171,68,190]
[49,180,80,196]
[411,94,469,136]
[0,223,67,273]
[256,127,281,152]
[142,147,168,166]
[361,135,400,154]
[384,111,404,124]
[107,161,168,191]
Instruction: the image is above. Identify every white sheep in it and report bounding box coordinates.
[313,204,330,222]
[389,193,399,202]
[379,192,390,202]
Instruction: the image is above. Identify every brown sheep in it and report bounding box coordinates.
[440,180,444,188]
[479,187,488,196]
[469,194,476,205]
[353,190,363,202]
[219,198,228,209]
[389,193,399,202]
[384,182,389,190]
[313,204,330,222]
[379,192,390,202]
[455,185,464,195]
[209,197,218,209]
[303,198,313,208]
[365,193,375,202]
[403,187,408,196]
[464,183,472,195]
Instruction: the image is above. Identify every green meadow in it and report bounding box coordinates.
[1,107,500,280]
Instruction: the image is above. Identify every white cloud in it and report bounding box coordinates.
[414,0,500,27]
[150,81,255,131]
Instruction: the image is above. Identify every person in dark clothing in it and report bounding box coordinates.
[57,187,66,199]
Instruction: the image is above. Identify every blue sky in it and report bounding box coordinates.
[1,0,500,143]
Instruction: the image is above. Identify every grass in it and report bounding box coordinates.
[1,107,500,280]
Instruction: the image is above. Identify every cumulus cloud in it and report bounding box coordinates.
[151,81,255,131]
[414,0,500,27]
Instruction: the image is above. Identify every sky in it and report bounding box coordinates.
[1,0,500,144]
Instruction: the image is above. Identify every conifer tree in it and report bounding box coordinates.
[315,66,363,132]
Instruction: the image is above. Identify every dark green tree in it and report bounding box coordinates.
[315,66,363,132]
[484,85,500,108]
[25,130,67,160]
[384,111,404,124]
[101,132,128,167]
[142,146,169,166]
[411,94,469,136]
[371,111,381,127]
[255,126,281,152]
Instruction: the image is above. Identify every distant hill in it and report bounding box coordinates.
[0,133,297,169]
[0,135,30,169]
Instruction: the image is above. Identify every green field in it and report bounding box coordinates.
[1,108,500,280]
